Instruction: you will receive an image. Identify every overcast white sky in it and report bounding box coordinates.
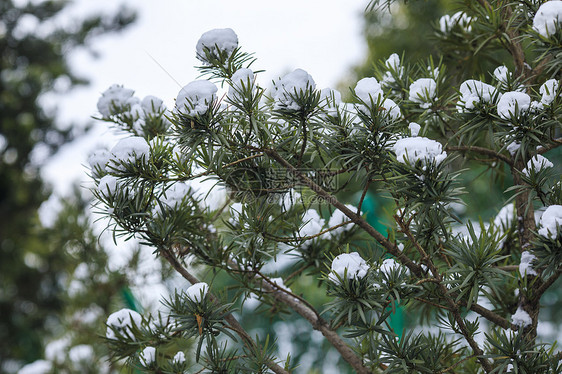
[42,0,367,195]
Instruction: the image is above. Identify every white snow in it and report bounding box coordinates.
[87,149,110,173]
[522,155,554,176]
[355,77,383,105]
[493,66,510,85]
[506,141,520,156]
[175,80,218,117]
[457,79,499,111]
[392,136,447,166]
[299,209,325,239]
[511,306,532,327]
[185,282,209,302]
[329,252,369,283]
[279,189,301,210]
[270,277,292,293]
[17,360,52,374]
[538,205,562,239]
[68,344,94,363]
[493,203,515,228]
[324,204,358,238]
[109,136,150,166]
[141,95,165,113]
[382,53,403,87]
[98,175,119,196]
[172,351,186,364]
[45,336,71,363]
[158,183,191,211]
[519,251,538,276]
[106,308,142,340]
[409,78,437,109]
[540,78,559,105]
[439,11,473,33]
[196,28,238,65]
[140,347,156,365]
[533,1,562,38]
[319,87,342,116]
[497,91,531,120]
[96,84,135,118]
[385,53,401,71]
[380,258,403,276]
[228,68,255,101]
[380,98,402,120]
[409,122,421,137]
[272,68,316,111]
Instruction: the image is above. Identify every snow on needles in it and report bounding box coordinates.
[409,78,437,109]
[175,80,218,117]
[228,68,255,101]
[519,251,538,277]
[97,84,135,118]
[106,308,142,340]
[497,91,531,120]
[457,79,499,111]
[273,68,316,111]
[512,306,532,328]
[140,347,156,366]
[392,136,447,166]
[523,155,554,177]
[329,252,369,283]
[538,205,562,239]
[185,282,209,303]
[540,79,559,105]
[533,1,562,38]
[196,28,238,65]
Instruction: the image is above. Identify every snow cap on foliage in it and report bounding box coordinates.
[329,252,369,283]
[141,95,165,113]
[186,282,209,303]
[457,79,499,111]
[324,204,359,238]
[519,251,538,276]
[98,175,119,196]
[299,208,325,239]
[159,183,190,210]
[175,80,218,117]
[523,155,554,176]
[270,277,292,293]
[355,77,383,104]
[379,258,406,276]
[18,360,52,374]
[493,66,510,85]
[196,28,238,64]
[409,78,437,108]
[409,122,421,137]
[273,68,316,111]
[506,141,520,156]
[173,351,186,364]
[88,149,110,173]
[538,205,562,239]
[110,136,150,165]
[540,79,559,105]
[511,306,532,327]
[497,91,531,120]
[45,336,70,363]
[228,68,254,100]
[319,88,342,114]
[97,84,135,118]
[392,136,447,166]
[380,98,402,120]
[439,11,473,33]
[533,1,562,38]
[140,346,156,366]
[106,308,142,340]
[382,53,403,86]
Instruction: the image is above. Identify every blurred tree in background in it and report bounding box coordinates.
[0,0,135,370]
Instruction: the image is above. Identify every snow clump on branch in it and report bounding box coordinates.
[533,1,562,38]
[538,205,562,239]
[323,204,359,239]
[140,347,156,366]
[409,78,437,109]
[106,308,142,340]
[457,79,499,111]
[382,53,403,87]
[97,84,135,118]
[175,80,218,117]
[18,360,52,374]
[272,68,316,111]
[173,351,186,364]
[519,251,538,277]
[196,28,238,65]
[109,136,150,167]
[185,282,209,303]
[439,11,473,33]
[497,91,531,120]
[522,155,554,177]
[392,137,447,166]
[511,306,532,327]
[540,78,559,105]
[329,252,369,283]
[228,68,255,101]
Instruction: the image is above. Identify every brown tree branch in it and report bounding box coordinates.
[446,146,513,166]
